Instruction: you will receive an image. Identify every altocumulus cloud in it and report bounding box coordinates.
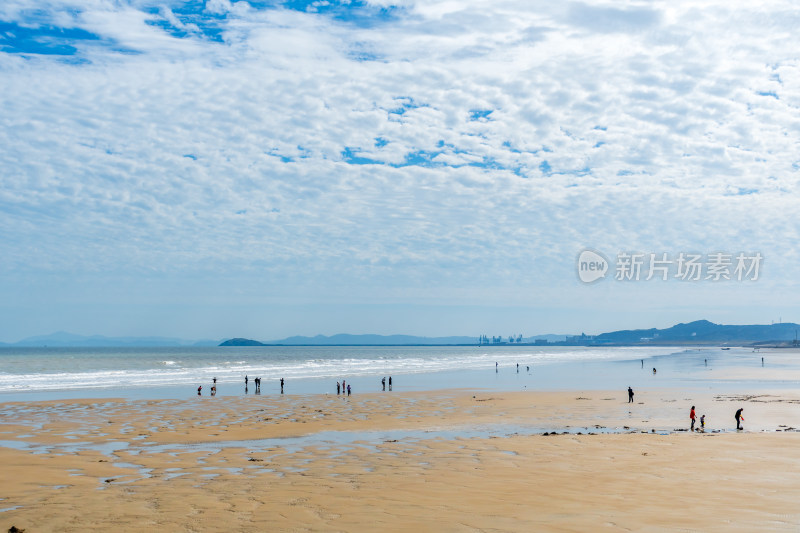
[0,0,799,324]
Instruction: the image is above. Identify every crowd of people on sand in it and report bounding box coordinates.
[196,359,752,432]
[197,375,401,398]
[626,390,743,432]
[628,356,750,432]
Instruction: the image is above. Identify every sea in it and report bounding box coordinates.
[0,344,785,402]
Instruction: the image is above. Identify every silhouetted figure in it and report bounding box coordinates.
[197,386,202,396]
[516,363,519,373]
[641,359,644,368]
[280,378,284,394]
[762,357,764,366]
[705,359,707,366]
[628,387,634,403]
[690,405,696,431]
[735,408,744,430]
[526,366,529,372]
[347,384,351,396]
[213,377,217,385]
[700,414,705,430]
[388,376,392,391]
[336,381,341,395]
[245,375,248,387]
[382,377,386,391]
[653,368,657,374]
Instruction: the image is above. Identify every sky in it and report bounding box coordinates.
[1,0,800,342]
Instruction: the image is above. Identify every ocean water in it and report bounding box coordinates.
[0,345,783,402]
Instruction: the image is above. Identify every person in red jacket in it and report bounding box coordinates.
[690,406,697,431]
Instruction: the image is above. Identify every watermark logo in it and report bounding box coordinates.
[577,250,763,284]
[577,249,609,283]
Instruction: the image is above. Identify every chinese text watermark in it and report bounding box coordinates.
[577,250,762,283]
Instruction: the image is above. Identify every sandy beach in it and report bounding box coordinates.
[3,385,800,532]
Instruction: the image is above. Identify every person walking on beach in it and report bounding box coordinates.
[347,384,351,396]
[628,387,634,403]
[245,375,248,387]
[735,408,744,430]
[337,381,341,395]
[388,376,392,390]
[280,378,284,394]
[690,405,697,431]
[382,377,386,391]
[700,414,705,431]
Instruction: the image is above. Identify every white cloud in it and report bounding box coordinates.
[1,0,799,337]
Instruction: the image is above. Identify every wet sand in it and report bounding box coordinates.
[2,387,800,531]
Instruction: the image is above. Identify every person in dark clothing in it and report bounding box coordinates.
[735,408,744,430]
[336,381,341,395]
[382,377,386,391]
[628,387,634,403]
[280,378,284,394]
[388,376,392,390]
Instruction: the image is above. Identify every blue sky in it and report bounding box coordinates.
[1,0,799,341]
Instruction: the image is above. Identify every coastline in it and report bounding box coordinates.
[1,345,796,403]
[3,386,800,531]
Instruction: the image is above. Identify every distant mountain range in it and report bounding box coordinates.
[221,321,800,347]
[0,331,220,348]
[253,333,568,346]
[263,334,481,345]
[4,320,798,348]
[586,320,800,345]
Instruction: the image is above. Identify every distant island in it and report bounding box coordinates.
[219,338,267,346]
[220,320,800,347]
